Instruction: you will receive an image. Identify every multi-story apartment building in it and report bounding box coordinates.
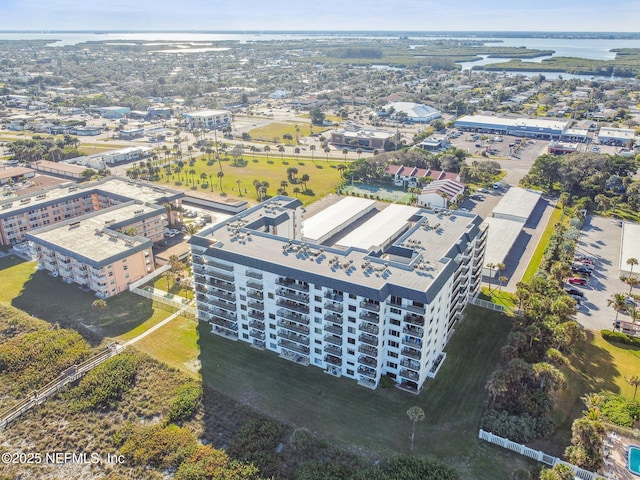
[0,177,184,246]
[189,197,487,392]
[26,203,158,298]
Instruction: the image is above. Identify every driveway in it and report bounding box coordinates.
[572,216,629,331]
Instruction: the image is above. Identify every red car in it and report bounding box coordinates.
[567,277,587,286]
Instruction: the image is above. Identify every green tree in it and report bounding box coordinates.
[608,292,628,323]
[628,375,640,400]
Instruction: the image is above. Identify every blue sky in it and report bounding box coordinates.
[1,0,638,32]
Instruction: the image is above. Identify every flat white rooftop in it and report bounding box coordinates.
[336,204,420,251]
[492,187,542,223]
[302,197,376,243]
[620,222,640,274]
[482,217,524,267]
[457,114,571,131]
[183,109,230,118]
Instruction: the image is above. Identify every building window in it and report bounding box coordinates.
[242,334,249,339]
[239,294,246,301]
[390,307,401,315]
[347,348,355,355]
[314,328,322,334]
[314,295,322,302]
[315,348,322,354]
[389,351,399,358]
[314,306,322,313]
[347,326,355,334]
[348,316,356,323]
[269,333,276,339]
[348,305,356,312]
[389,329,400,337]
[242,324,248,330]
[123,265,128,271]
[349,293,356,299]
[315,339,322,345]
[390,318,400,326]
[314,358,322,366]
[269,323,276,329]
[270,343,276,349]
[386,361,398,369]
[315,317,322,324]
[269,313,275,320]
[347,337,355,345]
[388,340,399,348]
[268,292,274,299]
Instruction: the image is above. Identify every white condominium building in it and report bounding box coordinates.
[189,197,486,392]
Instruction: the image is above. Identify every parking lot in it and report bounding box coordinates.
[571,216,630,331]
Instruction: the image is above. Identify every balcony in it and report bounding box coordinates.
[400,358,421,371]
[358,344,378,357]
[324,312,343,325]
[278,340,310,356]
[247,289,263,300]
[324,291,343,302]
[246,281,263,291]
[246,271,263,280]
[206,260,234,272]
[359,323,379,335]
[404,314,425,327]
[402,337,423,348]
[211,308,236,321]
[324,334,342,346]
[324,354,341,366]
[278,330,310,345]
[276,278,309,292]
[208,279,235,293]
[359,311,379,323]
[248,310,264,321]
[206,269,234,283]
[277,319,310,335]
[358,333,378,346]
[360,300,380,312]
[403,303,426,315]
[400,369,419,382]
[358,355,377,368]
[248,301,264,311]
[324,343,342,356]
[209,289,236,302]
[401,347,421,360]
[209,316,237,331]
[276,309,309,324]
[213,326,238,341]
[357,365,376,379]
[252,339,266,350]
[249,319,264,330]
[208,298,236,312]
[324,323,342,335]
[276,299,309,314]
[403,326,424,338]
[249,329,265,340]
[276,288,309,303]
[358,376,377,389]
[324,302,342,313]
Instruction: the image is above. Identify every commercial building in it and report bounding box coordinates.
[189,197,486,392]
[31,160,87,180]
[455,115,571,139]
[382,102,442,124]
[26,202,159,298]
[491,187,542,223]
[330,125,396,150]
[598,127,638,146]
[182,110,231,130]
[0,177,184,246]
[620,222,640,277]
[98,106,131,119]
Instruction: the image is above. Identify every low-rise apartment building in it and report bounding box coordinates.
[182,109,231,130]
[189,197,486,392]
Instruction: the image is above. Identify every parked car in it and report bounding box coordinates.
[625,297,638,307]
[571,266,592,276]
[493,182,501,189]
[564,287,584,297]
[572,262,593,271]
[567,277,588,285]
[477,188,489,194]
[568,294,582,303]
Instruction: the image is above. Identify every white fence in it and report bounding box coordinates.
[478,429,606,480]
[128,265,196,317]
[469,297,508,313]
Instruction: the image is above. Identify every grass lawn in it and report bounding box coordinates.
[248,122,322,145]
[479,286,517,311]
[189,306,534,479]
[0,255,174,343]
[521,205,565,283]
[158,154,344,206]
[603,204,640,223]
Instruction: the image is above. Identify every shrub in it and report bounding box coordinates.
[119,423,197,469]
[67,353,139,412]
[290,427,313,452]
[167,383,202,423]
[601,329,640,347]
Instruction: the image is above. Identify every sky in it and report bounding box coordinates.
[1,0,639,33]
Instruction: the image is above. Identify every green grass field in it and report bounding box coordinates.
[0,255,175,342]
[189,307,534,479]
[247,121,327,145]
[159,154,344,206]
[521,205,565,283]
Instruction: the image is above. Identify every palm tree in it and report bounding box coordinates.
[342,148,348,162]
[185,223,200,236]
[293,187,301,197]
[217,170,224,192]
[406,406,425,451]
[629,306,640,324]
[164,270,176,291]
[309,144,316,161]
[264,145,271,159]
[324,147,331,161]
[300,174,310,189]
[92,299,107,326]
[627,257,639,293]
[294,147,300,161]
[278,145,285,161]
[356,148,363,158]
[628,375,640,400]
[200,172,208,186]
[608,293,628,323]
[498,275,508,292]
